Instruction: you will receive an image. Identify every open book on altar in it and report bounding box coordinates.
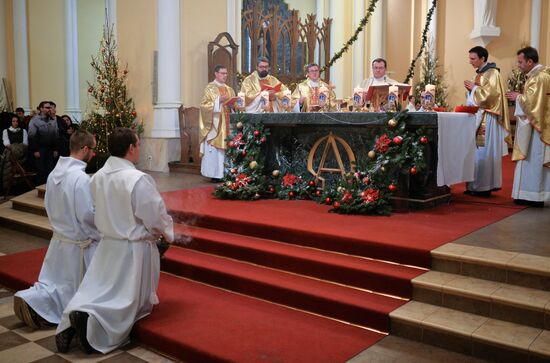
[365,84,411,111]
[260,83,283,92]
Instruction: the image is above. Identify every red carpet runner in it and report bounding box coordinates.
[0,156,524,361]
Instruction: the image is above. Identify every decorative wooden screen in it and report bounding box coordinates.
[241,6,332,86]
[208,32,239,92]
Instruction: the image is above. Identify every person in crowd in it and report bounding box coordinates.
[241,56,289,113]
[199,64,235,182]
[406,95,417,112]
[14,130,100,333]
[291,63,336,112]
[59,114,78,157]
[55,127,174,354]
[28,101,60,185]
[14,107,29,129]
[505,46,550,207]
[463,46,511,197]
[3,114,28,148]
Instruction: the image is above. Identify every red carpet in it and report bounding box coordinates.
[451,155,521,208]
[0,248,385,362]
[0,155,524,361]
[163,186,523,269]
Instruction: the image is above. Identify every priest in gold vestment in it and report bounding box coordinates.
[291,63,336,112]
[464,46,511,196]
[241,57,288,113]
[199,65,235,181]
[506,47,550,207]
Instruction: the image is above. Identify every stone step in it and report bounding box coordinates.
[432,243,550,292]
[10,191,47,217]
[412,270,550,329]
[36,185,46,198]
[0,201,52,239]
[390,300,550,362]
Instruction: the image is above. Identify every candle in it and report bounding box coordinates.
[260,91,270,108]
[236,92,245,108]
[425,84,436,95]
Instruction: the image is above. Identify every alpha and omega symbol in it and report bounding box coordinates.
[307,133,356,188]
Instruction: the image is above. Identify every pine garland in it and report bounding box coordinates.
[214,111,429,215]
[320,0,380,74]
[403,0,438,84]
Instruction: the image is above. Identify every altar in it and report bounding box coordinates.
[230,112,477,209]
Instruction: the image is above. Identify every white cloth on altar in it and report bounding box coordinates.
[511,101,550,203]
[200,95,225,178]
[15,157,99,324]
[437,112,477,186]
[56,156,174,353]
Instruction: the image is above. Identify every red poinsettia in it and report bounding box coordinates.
[232,133,245,146]
[361,188,380,204]
[235,173,250,187]
[341,190,353,204]
[282,174,298,187]
[375,134,391,153]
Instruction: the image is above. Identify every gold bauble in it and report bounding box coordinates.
[388,119,398,128]
[225,181,232,187]
[249,161,258,169]
[368,150,376,159]
[272,170,280,177]
[236,121,243,130]
[254,193,261,200]
[380,166,386,172]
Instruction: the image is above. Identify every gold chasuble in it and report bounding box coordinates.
[199,82,235,153]
[291,79,336,112]
[472,68,511,147]
[240,71,288,112]
[515,66,550,166]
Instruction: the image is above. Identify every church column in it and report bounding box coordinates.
[530,0,541,49]
[0,0,8,94]
[316,0,325,23]
[328,0,345,98]
[352,0,365,88]
[227,0,241,69]
[64,0,81,121]
[152,0,181,138]
[12,0,31,112]
[369,0,385,72]
[105,0,117,35]
[427,0,437,53]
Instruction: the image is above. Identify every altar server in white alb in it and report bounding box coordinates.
[464,46,511,197]
[14,130,100,330]
[55,127,174,354]
[199,64,235,182]
[506,46,550,207]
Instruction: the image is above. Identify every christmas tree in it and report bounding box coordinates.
[81,25,142,169]
[413,38,448,109]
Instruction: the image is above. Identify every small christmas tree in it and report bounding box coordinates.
[414,39,448,109]
[81,25,142,169]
